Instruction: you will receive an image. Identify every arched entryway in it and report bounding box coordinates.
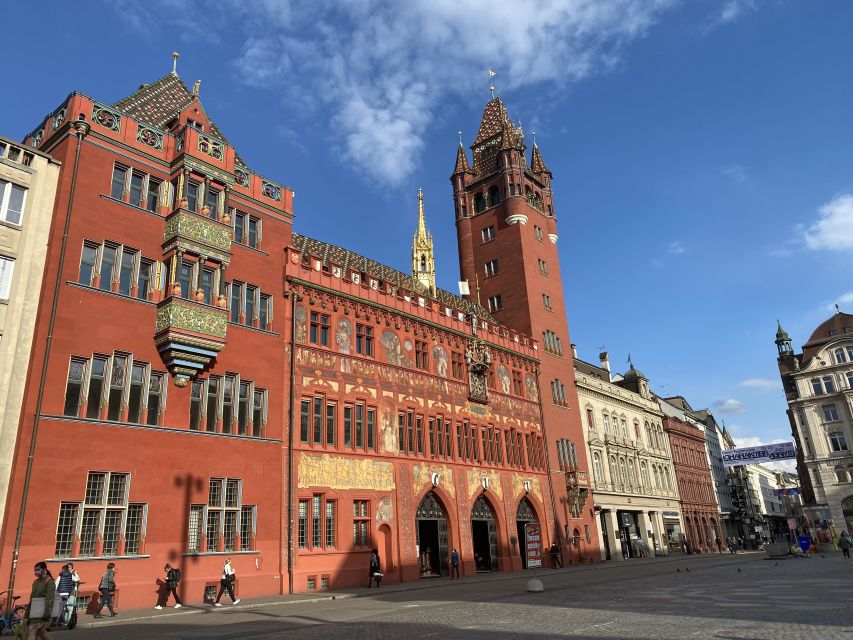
[471,495,498,572]
[516,497,539,568]
[416,491,449,578]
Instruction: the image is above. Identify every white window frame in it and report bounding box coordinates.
[0,255,15,299]
[0,179,27,225]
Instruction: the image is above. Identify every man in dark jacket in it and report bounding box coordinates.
[367,549,381,587]
[94,563,117,618]
[53,565,75,626]
[155,564,183,609]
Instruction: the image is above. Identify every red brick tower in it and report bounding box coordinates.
[452,97,599,562]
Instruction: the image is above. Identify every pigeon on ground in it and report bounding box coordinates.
[737,568,741,573]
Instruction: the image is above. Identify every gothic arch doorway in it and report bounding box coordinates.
[516,497,539,569]
[416,492,448,578]
[471,495,498,572]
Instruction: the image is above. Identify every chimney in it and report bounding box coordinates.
[598,351,610,372]
[571,343,577,358]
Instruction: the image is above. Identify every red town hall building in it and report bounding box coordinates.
[0,65,598,610]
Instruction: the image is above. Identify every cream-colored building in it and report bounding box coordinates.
[574,351,682,560]
[0,136,60,525]
[776,311,853,541]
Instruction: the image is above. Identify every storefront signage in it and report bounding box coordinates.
[525,523,542,568]
[662,511,680,519]
[722,442,796,467]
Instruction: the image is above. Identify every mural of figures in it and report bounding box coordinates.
[433,345,448,377]
[336,318,352,354]
[381,330,411,367]
[525,374,538,402]
[497,364,511,394]
[294,306,307,343]
[380,407,399,453]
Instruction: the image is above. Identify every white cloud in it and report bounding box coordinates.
[823,292,853,313]
[667,240,686,255]
[226,0,681,185]
[705,0,757,32]
[713,398,746,414]
[804,194,853,251]
[721,163,748,184]
[739,378,781,392]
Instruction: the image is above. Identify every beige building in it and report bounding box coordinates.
[574,351,682,560]
[776,311,853,542]
[0,136,60,525]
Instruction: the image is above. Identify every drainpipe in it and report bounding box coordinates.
[284,282,301,595]
[6,120,90,606]
[532,368,564,552]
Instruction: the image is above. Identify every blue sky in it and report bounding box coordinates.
[5,1,852,452]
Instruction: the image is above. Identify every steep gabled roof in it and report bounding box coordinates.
[113,73,230,143]
[473,98,511,145]
[530,143,549,174]
[453,143,473,174]
[292,233,495,321]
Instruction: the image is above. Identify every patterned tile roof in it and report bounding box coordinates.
[530,143,549,174]
[113,73,230,143]
[453,142,473,174]
[473,98,510,145]
[292,233,495,321]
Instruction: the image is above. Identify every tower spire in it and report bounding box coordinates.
[412,188,436,295]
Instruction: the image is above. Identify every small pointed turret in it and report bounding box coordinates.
[453,140,473,175]
[531,140,550,174]
[775,320,794,357]
[412,188,436,295]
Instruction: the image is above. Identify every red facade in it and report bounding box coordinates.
[0,73,596,611]
[663,415,721,552]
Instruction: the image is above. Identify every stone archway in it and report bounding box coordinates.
[416,491,449,578]
[471,494,498,572]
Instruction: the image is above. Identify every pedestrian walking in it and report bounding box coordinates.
[367,549,382,587]
[214,559,240,606]
[155,564,183,609]
[449,548,460,579]
[94,562,117,618]
[839,531,852,558]
[550,543,563,568]
[621,537,630,560]
[26,561,55,640]
[52,565,74,626]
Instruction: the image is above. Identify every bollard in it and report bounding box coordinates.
[527,578,544,593]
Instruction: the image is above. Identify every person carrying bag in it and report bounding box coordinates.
[26,561,55,640]
[213,559,240,606]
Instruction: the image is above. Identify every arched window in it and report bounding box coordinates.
[618,457,627,484]
[836,348,848,364]
[621,417,628,437]
[640,462,649,487]
[603,412,610,433]
[592,452,603,483]
[663,467,672,491]
[473,193,486,213]
[634,420,640,439]
[609,456,618,484]
[488,185,501,207]
[836,467,849,483]
[653,465,661,488]
[628,460,637,485]
[420,255,426,271]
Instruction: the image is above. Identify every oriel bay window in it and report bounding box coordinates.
[54,471,147,558]
[191,375,267,436]
[63,353,166,425]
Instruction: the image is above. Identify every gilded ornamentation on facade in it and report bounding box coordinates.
[336,318,352,355]
[466,337,491,403]
[197,134,224,160]
[381,330,411,367]
[375,496,393,524]
[298,453,395,491]
[466,468,503,500]
[163,209,232,263]
[137,125,164,150]
[432,345,448,377]
[413,463,456,498]
[497,364,511,394]
[155,299,228,339]
[525,374,539,402]
[511,473,543,504]
[234,169,249,186]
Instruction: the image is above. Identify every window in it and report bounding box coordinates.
[451,351,464,380]
[592,452,603,483]
[99,245,117,291]
[138,259,152,300]
[542,294,552,310]
[241,505,256,551]
[186,181,199,212]
[110,164,161,211]
[415,340,429,370]
[847,371,853,390]
[78,242,156,299]
[78,243,98,286]
[199,268,215,305]
[551,380,568,407]
[586,408,595,430]
[474,193,486,213]
[534,225,543,241]
[836,348,848,364]
[0,179,27,225]
[222,375,235,434]
[245,285,257,324]
[194,478,255,553]
[485,259,499,277]
[310,312,330,346]
[205,187,220,217]
[823,376,837,393]
[298,493,335,550]
[829,431,848,452]
[0,256,14,299]
[259,294,272,330]
[399,410,423,455]
[111,165,127,200]
[54,471,147,558]
[811,378,825,396]
[233,211,262,249]
[353,500,370,547]
[538,259,548,275]
[356,324,374,356]
[481,225,496,242]
[193,375,265,436]
[543,330,562,355]
[129,171,145,207]
[512,370,523,396]
[823,404,840,422]
[117,249,137,296]
[602,413,610,433]
[145,179,161,212]
[487,295,503,312]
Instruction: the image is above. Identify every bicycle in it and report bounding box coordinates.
[0,591,26,638]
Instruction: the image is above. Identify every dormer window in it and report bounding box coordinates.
[186,118,204,132]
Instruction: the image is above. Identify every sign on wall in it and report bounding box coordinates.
[525,523,542,568]
[721,442,796,467]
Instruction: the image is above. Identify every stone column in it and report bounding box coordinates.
[637,511,653,557]
[603,509,622,561]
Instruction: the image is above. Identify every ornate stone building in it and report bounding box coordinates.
[575,352,681,559]
[0,64,590,610]
[777,311,853,542]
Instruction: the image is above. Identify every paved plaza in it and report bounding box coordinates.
[70,551,852,639]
